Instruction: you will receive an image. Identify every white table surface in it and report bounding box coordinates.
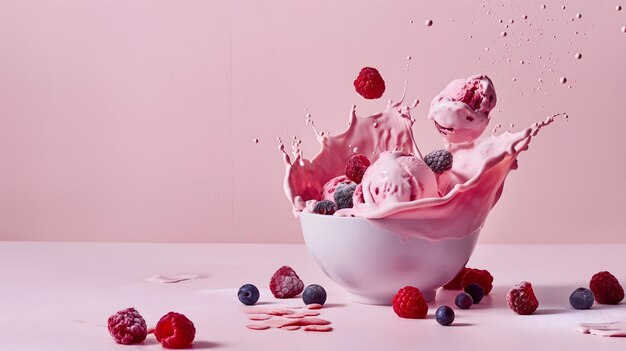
[1,242,625,350]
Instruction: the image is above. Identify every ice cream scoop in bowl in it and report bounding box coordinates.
[282,74,561,305]
[299,213,480,304]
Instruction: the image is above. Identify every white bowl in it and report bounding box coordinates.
[300,212,480,305]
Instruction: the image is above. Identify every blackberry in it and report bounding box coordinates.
[312,200,337,215]
[424,149,453,174]
[334,183,357,209]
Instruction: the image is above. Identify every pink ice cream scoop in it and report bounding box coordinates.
[357,151,439,209]
[428,75,497,143]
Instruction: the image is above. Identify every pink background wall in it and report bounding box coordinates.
[1,0,625,243]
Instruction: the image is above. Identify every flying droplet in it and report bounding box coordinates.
[541,4,546,9]
[562,5,566,10]
[373,122,378,128]
[407,56,412,60]
[622,26,626,33]
[510,123,515,129]
[425,19,433,26]
[485,47,490,51]
[575,53,582,59]
[410,19,414,24]
[469,35,473,38]
[617,5,622,11]
[560,77,567,84]
[520,60,525,64]
[353,147,359,153]
[501,31,507,37]
[523,14,528,19]
[510,19,515,24]
[254,138,259,144]
[499,19,503,23]
[512,77,517,82]
[576,13,582,19]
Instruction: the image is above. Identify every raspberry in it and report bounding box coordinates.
[424,150,453,174]
[155,312,196,349]
[443,267,469,290]
[461,268,494,294]
[589,271,624,305]
[107,307,148,345]
[345,154,371,183]
[353,67,386,99]
[506,281,539,315]
[392,286,428,319]
[270,266,304,298]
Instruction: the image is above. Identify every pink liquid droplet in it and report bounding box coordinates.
[622,26,626,33]
[541,4,546,9]
[617,5,622,11]
[523,14,528,20]
[410,19,414,24]
[425,19,433,26]
[520,60,525,64]
[254,138,259,144]
[501,31,507,37]
[575,53,582,59]
[576,13,582,19]
[560,77,567,84]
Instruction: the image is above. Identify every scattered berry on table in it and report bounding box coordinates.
[464,283,485,304]
[506,281,539,315]
[461,268,494,294]
[345,154,371,184]
[155,312,196,349]
[312,200,337,215]
[435,305,455,326]
[107,307,148,345]
[353,67,386,99]
[392,286,428,319]
[334,183,357,209]
[302,284,327,305]
[569,287,594,310]
[455,292,473,309]
[238,284,260,305]
[270,266,304,298]
[443,267,469,290]
[424,150,453,174]
[589,271,624,305]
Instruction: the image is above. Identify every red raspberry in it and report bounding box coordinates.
[392,286,428,319]
[107,307,148,345]
[443,267,469,290]
[589,271,624,305]
[506,281,539,315]
[461,268,494,295]
[345,154,371,184]
[155,312,196,349]
[353,67,386,99]
[270,266,304,298]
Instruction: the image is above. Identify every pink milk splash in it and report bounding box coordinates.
[280,75,565,240]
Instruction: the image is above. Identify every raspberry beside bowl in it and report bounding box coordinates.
[299,212,480,305]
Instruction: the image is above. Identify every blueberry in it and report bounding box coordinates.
[464,283,484,304]
[334,183,356,209]
[302,284,327,305]
[238,284,260,305]
[435,305,455,326]
[312,200,337,215]
[569,287,594,310]
[455,292,473,309]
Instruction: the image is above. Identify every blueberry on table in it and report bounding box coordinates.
[238,284,260,305]
[455,292,473,309]
[303,284,327,305]
[435,305,455,326]
[569,287,594,310]
[464,283,485,304]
